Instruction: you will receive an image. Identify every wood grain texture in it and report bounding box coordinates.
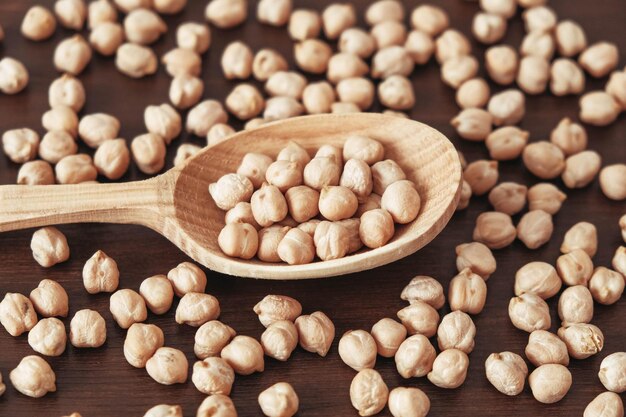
[0,0,624,416]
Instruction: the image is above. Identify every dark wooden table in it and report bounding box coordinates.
[0,1,624,416]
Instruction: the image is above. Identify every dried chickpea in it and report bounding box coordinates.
[131,133,166,175]
[288,9,321,41]
[427,349,469,389]
[337,29,375,60]
[400,275,445,308]
[172,141,199,167]
[449,268,488,314]
[555,20,587,57]
[473,211,516,249]
[550,117,587,156]
[265,72,307,100]
[370,160,406,195]
[600,164,626,201]
[517,55,550,95]
[350,369,389,417]
[253,294,301,328]
[176,293,220,327]
[485,127,528,161]
[257,226,290,262]
[339,330,377,371]
[154,0,187,14]
[371,20,407,49]
[359,209,394,249]
[318,186,358,221]
[124,323,165,368]
[435,30,470,64]
[82,250,119,294]
[371,46,414,79]
[579,42,619,78]
[558,285,593,325]
[257,0,292,27]
[371,318,407,358]
[295,311,335,357]
[140,275,174,315]
[335,77,374,110]
[560,221,597,257]
[49,74,85,112]
[205,0,247,29]
[124,8,166,45]
[589,267,625,305]
[313,221,350,260]
[520,31,555,60]
[194,320,236,359]
[457,179,472,211]
[54,35,92,75]
[529,364,572,404]
[514,262,561,299]
[395,334,436,378]
[557,323,604,359]
[606,70,626,110]
[2,128,39,163]
[397,301,439,337]
[464,160,499,195]
[487,89,525,126]
[29,279,68,318]
[264,97,304,121]
[455,242,496,279]
[378,75,415,110]
[557,249,594,286]
[488,182,527,215]
[528,183,567,214]
[481,0,517,18]
[356,193,382,217]
[562,150,602,189]
[551,58,585,96]
[207,123,235,146]
[197,395,237,417]
[485,45,518,85]
[192,357,235,396]
[225,84,265,121]
[69,309,106,348]
[451,108,493,141]
[78,113,119,149]
[297,219,321,237]
[456,78,490,109]
[509,293,551,332]
[88,0,117,28]
[221,335,264,375]
[381,180,421,224]
[523,141,565,179]
[302,157,340,191]
[326,53,369,84]
[294,40,332,74]
[162,48,201,78]
[517,209,553,250]
[366,0,405,25]
[177,23,211,55]
[404,30,435,65]
[265,161,303,193]
[277,228,315,265]
[0,57,29,95]
[0,293,37,337]
[222,41,253,80]
[42,106,79,138]
[218,223,258,260]
[30,226,70,268]
[485,352,528,396]
[110,289,147,329]
[322,3,356,40]
[411,4,449,37]
[339,218,363,254]
[187,100,228,137]
[249,183,287,227]
[146,347,189,385]
[584,392,624,417]
[473,12,507,45]
[579,91,621,126]
[38,131,77,164]
[522,5,556,32]
[116,43,157,78]
[21,6,56,41]
[525,330,569,366]
[9,356,56,398]
[89,22,124,56]
[261,320,298,361]
[302,82,335,114]
[167,262,207,297]
[225,202,259,230]
[437,311,476,353]
[598,352,626,393]
[113,0,152,13]
[388,387,430,417]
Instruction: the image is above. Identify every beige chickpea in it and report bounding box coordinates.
[82,250,119,294]
[79,113,120,148]
[0,372,5,396]
[579,91,621,126]
[411,4,449,37]
[209,173,254,212]
[207,123,235,146]
[557,249,594,286]
[302,157,341,191]
[401,275,445,308]
[397,301,439,337]
[455,242,496,279]
[326,53,369,84]
[221,335,264,375]
[176,22,211,55]
[589,267,625,305]
[388,387,430,417]
[0,293,37,337]
[294,40,332,74]
[38,131,77,164]
[562,150,602,189]
[140,275,174,315]
[225,84,265,121]
[124,8,166,45]
[335,77,374,110]
[488,182,527,216]
[517,55,550,95]
[30,226,70,268]
[265,160,303,192]
[266,72,307,100]
[485,352,528,396]
[456,78,490,109]
[378,75,415,110]
[449,268,488,314]
[520,30,555,60]
[371,20,407,49]
[261,320,298,361]
[558,323,604,360]
[599,352,626,393]
[435,30,471,65]
[205,0,247,29]
[54,35,92,75]
[338,28,376,59]
[371,46,414,79]
[295,311,335,357]
[451,108,493,141]
[487,89,525,126]
[313,221,350,260]
[21,6,56,41]
[517,210,553,250]
[297,219,321,237]
[437,311,476,353]
[116,43,158,78]
[555,20,587,57]
[0,57,29,95]
[263,97,304,121]
[365,0,405,25]
[69,309,106,348]
[257,226,290,262]
[257,0,292,27]
[473,211,516,249]
[550,117,587,156]
[9,356,56,398]
[194,320,236,359]
[584,392,624,417]
[485,126,529,161]
[110,289,147,329]
[288,9,321,41]
[356,193,382,217]
[338,330,377,371]
[621,215,626,243]
[42,106,79,138]
[221,41,253,80]
[600,164,626,201]
[350,369,389,417]
[371,160,406,196]
[277,228,315,265]
[225,202,259,229]
[338,218,363,254]
[606,70,626,110]
[113,0,152,13]
[485,45,518,85]
[146,347,188,385]
[381,180,421,224]
[254,294,301,327]
[514,262,561,299]
[197,394,238,417]
[525,330,569,367]
[218,223,259,260]
[322,3,356,40]
[94,138,130,179]
[522,141,565,179]
[456,179,472,211]
[522,5,556,32]
[370,318,406,358]
[550,58,585,96]
[29,279,68,318]
[404,30,435,65]
[124,323,165,368]
[472,12,507,45]
[342,136,383,165]
[528,364,572,404]
[394,334,436,378]
[192,357,235,396]
[162,48,201,78]
[49,74,85,112]
[358,209,394,249]
[89,22,124,56]
[464,160,499,196]
[277,141,311,167]
[154,0,187,14]
[509,293,551,333]
[88,0,117,28]
[302,82,335,114]
[258,382,299,417]
[2,128,39,163]
[318,186,358,221]
[561,221,597,257]
[558,285,593,325]
[176,293,220,327]
[528,183,567,214]
[427,349,469,389]
[579,42,619,78]
[131,133,166,175]
[250,183,288,227]
[187,100,228,137]
[283,186,319,223]
[481,0,517,18]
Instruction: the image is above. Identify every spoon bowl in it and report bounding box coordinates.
[0,114,462,279]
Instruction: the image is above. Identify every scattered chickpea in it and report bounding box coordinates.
[562,150,602,189]
[257,0,292,27]
[110,288,147,329]
[124,323,165,368]
[177,22,211,54]
[523,5,557,32]
[131,133,166,175]
[473,211,517,249]
[550,117,587,156]
[488,89,526,126]
[327,52,370,84]
[427,349,470,389]
[558,285,594,326]
[485,45,518,85]
[528,182,567,214]
[411,4,449,37]
[9,356,56,398]
[557,323,604,359]
[472,12,507,45]
[93,138,130,179]
[517,55,550,95]
[123,8,167,45]
[89,22,124,56]
[579,91,621,126]
[154,0,187,14]
[0,293,37,337]
[0,57,30,95]
[82,250,119,294]
[584,392,624,417]
[69,309,106,348]
[176,292,220,327]
[480,0,517,18]
[205,0,247,29]
[197,394,238,417]
[113,0,152,13]
[42,106,79,138]
[449,268,488,314]
[451,108,493,141]
[371,20,407,49]
[225,84,265,122]
[146,347,189,385]
[525,330,569,367]
[606,70,626,110]
[579,42,619,78]
[194,320,236,359]
[400,276,445,309]
[294,40,332,74]
[435,29,471,64]
[2,128,39,163]
[288,9,321,41]
[167,262,207,297]
[557,249,594,286]
[488,182,527,216]
[598,352,626,393]
[322,3,356,40]
[31,226,70,268]
[404,30,435,65]
[49,74,85,112]
[192,357,235,396]
[116,43,158,78]
[456,78,490,109]
[29,279,69,318]
[437,311,476,353]
[560,221,597,257]
[555,20,587,57]
[397,301,439,337]
[455,242,497,279]
[17,161,53,185]
[207,123,236,146]
[162,48,201,78]
[187,100,228,137]
[21,6,57,41]
[257,226,290,262]
[261,320,298,361]
[338,329,377,371]
[599,164,626,201]
[295,311,335,357]
[509,293,551,333]
[485,126,529,161]
[221,335,265,375]
[264,96,304,121]
[395,334,436,378]
[54,35,92,75]
[258,382,299,417]
[517,209,553,250]
[589,267,625,305]
[88,0,117,28]
[520,30,555,60]
[523,141,565,179]
[221,41,253,80]
[302,81,335,114]
[144,405,183,417]
[457,179,472,211]
[366,0,405,26]
[550,58,585,96]
[485,351,528,396]
[340,28,377,59]
[514,261,562,299]
[371,318,407,358]
[350,369,389,417]
[388,387,430,417]
[39,131,78,164]
[140,275,174,315]
[464,160,499,196]
[371,46,414,79]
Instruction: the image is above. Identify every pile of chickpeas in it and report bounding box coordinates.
[1,0,626,416]
[212,136,421,264]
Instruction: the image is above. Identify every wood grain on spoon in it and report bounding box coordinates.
[0,114,462,279]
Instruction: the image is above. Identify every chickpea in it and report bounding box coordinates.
[258,382,299,417]
[599,352,626,393]
[606,70,626,110]
[192,357,235,396]
[378,75,415,110]
[370,318,406,358]
[487,89,525,126]
[116,43,158,78]
[550,117,587,156]
[177,23,211,55]
[366,0,404,25]
[89,22,124,56]
[0,293,37,337]
[264,161,302,193]
[29,279,69,318]
[205,0,247,29]
[322,3,356,40]
[144,405,183,417]
[261,320,298,361]
[554,20,587,57]
[557,249,594,287]
[38,131,77,164]
[473,211,516,249]
[370,160,405,196]
[9,356,56,398]
[124,323,165,368]
[411,4,449,37]
[584,392,624,417]
[69,309,106,348]
[113,0,152,13]
[388,387,430,417]
[456,78,490,109]
[405,30,435,65]
[525,330,569,367]
[326,53,368,84]
[560,221,597,257]
[49,74,86,112]
[314,221,351,260]
[295,311,335,357]
[600,164,626,201]
[399,276,444,309]
[529,364,572,404]
[528,183,567,214]
[277,228,315,265]
[42,106,79,138]
[449,268,488,314]
[480,0,517,18]
[231,154,271,191]
[130,133,166,175]
[2,128,39,163]
[350,369,389,417]
[371,46,415,79]
[464,160,499,196]
[293,39,332,74]
[397,301,439,337]
[485,127,528,161]
[297,219,321,237]
[161,48,201,78]
[53,35,92,75]
[110,289,147,329]
[197,395,237,417]
[580,91,621,126]
[140,275,174,315]
[381,180,421,224]
[208,174,253,212]
[457,179,472,211]
[276,141,310,168]
[0,371,4,397]
[514,262,561,299]
[167,262,207,298]
[509,293,551,333]
[250,183,288,227]
[301,82,335,114]
[207,123,236,146]
[562,150,602,189]
[451,108,493,141]
[123,8,167,45]
[30,226,70,268]
[356,209,393,249]
[187,100,228,137]
[371,20,407,49]
[485,352,528,396]
[146,347,189,385]
[265,72,307,100]
[318,186,358,221]
[437,311,476,353]
[195,320,236,359]
[356,193,382,217]
[523,141,565,179]
[257,0,292,27]
[579,42,619,78]
[257,226,290,262]
[144,103,183,143]
[522,5,556,32]
[264,97,304,121]
[301,157,340,191]
[336,30,375,62]
[557,323,604,359]
[520,30,555,60]
[558,285,593,326]
[473,12,507,45]
[225,85,265,122]
[21,6,57,41]
[154,0,187,14]
[517,210,553,250]
[221,41,253,80]
[488,182,527,216]
[82,250,119,294]
[435,30,471,64]
[589,267,625,305]
[394,334,436,378]
[455,242,496,280]
[335,77,374,110]
[427,349,469,389]
[550,58,585,96]
[517,55,550,95]
[485,45,518,85]
[221,335,264,375]
[225,202,260,230]
[176,293,221,327]
[338,330,377,371]
[78,113,120,149]
[88,0,117,28]
[0,57,29,96]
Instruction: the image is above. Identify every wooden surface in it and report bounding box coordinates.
[0,0,624,416]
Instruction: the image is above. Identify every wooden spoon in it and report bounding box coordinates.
[0,114,462,279]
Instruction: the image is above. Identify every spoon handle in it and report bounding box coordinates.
[0,179,164,232]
